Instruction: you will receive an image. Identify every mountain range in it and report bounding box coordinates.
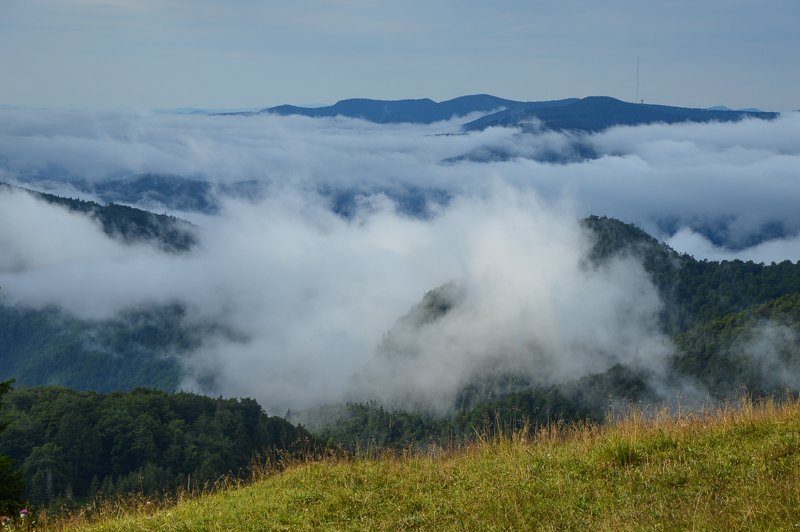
[227,94,778,132]
[225,95,578,124]
[461,96,778,132]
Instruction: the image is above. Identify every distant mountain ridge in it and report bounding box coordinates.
[462,96,779,133]
[225,94,777,132]
[226,94,580,124]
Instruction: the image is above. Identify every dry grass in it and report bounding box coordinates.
[16,394,800,531]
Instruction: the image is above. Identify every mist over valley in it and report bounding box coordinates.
[2,96,800,419]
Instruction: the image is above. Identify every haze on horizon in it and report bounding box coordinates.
[0,0,798,112]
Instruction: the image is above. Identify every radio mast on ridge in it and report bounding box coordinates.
[636,57,639,104]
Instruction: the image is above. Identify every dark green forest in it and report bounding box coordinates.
[0,386,314,509]
[290,365,649,454]
[299,299,800,452]
[671,293,800,394]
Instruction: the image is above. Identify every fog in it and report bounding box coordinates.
[3,108,799,251]
[1,108,799,412]
[348,191,671,412]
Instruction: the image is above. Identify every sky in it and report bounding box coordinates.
[1,0,799,111]
[2,109,800,411]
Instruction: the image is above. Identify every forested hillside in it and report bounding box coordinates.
[0,380,25,514]
[0,182,203,391]
[671,294,800,395]
[0,303,189,392]
[583,215,800,333]
[291,364,652,453]
[18,173,269,216]
[0,386,315,509]
[0,182,197,252]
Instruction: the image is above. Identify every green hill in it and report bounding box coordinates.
[30,397,800,531]
[0,184,202,391]
[0,386,315,509]
[672,294,800,395]
[584,215,800,333]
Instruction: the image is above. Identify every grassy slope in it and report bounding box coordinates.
[38,398,800,531]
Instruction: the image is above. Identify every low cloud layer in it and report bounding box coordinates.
[349,191,670,412]
[2,109,800,412]
[0,181,671,412]
[3,108,800,254]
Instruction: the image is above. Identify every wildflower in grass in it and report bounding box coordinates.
[19,509,27,518]
[0,516,10,527]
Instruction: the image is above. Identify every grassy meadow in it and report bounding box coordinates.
[16,396,800,531]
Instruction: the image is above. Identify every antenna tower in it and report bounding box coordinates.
[636,57,639,104]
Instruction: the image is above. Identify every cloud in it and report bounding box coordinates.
[742,322,800,390]
[666,228,800,264]
[0,178,672,412]
[348,187,671,412]
[4,109,800,255]
[2,109,800,411]
[0,108,492,187]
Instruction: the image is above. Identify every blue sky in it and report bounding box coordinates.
[1,0,798,111]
